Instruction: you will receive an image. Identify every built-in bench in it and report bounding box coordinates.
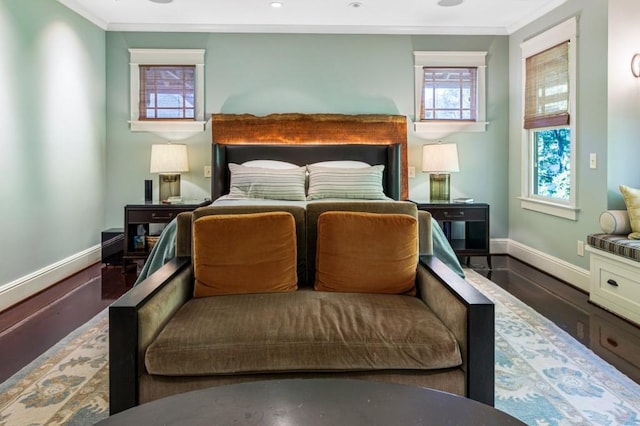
[587,232,640,326]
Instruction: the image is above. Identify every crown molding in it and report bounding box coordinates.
[105,22,510,35]
[57,0,108,30]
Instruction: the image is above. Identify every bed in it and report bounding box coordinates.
[134,113,464,284]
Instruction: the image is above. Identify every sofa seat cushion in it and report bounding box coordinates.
[145,290,461,376]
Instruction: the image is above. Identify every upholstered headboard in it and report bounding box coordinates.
[211,113,408,200]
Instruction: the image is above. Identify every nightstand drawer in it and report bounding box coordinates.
[128,209,179,223]
[431,207,486,221]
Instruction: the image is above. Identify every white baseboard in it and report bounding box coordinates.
[500,238,590,292]
[0,239,591,312]
[0,245,102,312]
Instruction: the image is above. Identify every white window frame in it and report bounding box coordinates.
[129,49,206,133]
[413,51,488,137]
[519,17,578,220]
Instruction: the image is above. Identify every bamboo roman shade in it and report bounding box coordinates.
[524,41,570,129]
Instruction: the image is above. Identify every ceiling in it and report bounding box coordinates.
[57,0,568,35]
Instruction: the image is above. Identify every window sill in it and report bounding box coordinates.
[413,121,488,138]
[519,197,578,221]
[129,120,207,133]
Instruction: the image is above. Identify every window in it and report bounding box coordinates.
[139,65,195,120]
[129,49,205,133]
[413,51,487,136]
[519,18,577,220]
[420,67,477,121]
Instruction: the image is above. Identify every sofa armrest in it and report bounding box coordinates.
[416,255,494,406]
[176,212,193,257]
[109,257,193,415]
[418,210,433,255]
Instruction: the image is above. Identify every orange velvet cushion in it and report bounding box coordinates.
[315,211,417,295]
[193,212,298,297]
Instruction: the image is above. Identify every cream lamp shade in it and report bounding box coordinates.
[421,143,459,203]
[150,143,189,173]
[421,143,460,173]
[150,143,189,203]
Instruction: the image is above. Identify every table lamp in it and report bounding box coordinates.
[421,143,459,203]
[150,143,189,203]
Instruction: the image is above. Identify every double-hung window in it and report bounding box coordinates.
[139,65,195,120]
[520,18,577,220]
[129,49,206,133]
[413,51,487,136]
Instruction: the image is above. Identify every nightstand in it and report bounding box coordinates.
[411,201,491,269]
[122,203,200,272]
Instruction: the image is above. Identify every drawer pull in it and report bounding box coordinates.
[606,279,619,287]
[606,337,619,348]
[151,213,174,220]
[443,211,464,218]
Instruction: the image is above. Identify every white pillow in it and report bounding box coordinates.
[242,160,299,169]
[599,210,632,234]
[228,163,306,201]
[309,160,371,169]
[306,164,387,200]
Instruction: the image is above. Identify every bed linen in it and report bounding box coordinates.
[134,198,465,285]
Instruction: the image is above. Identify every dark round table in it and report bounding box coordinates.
[100,379,524,425]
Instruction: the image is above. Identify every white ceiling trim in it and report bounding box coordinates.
[57,0,570,36]
[57,0,108,30]
[506,0,570,34]
[105,23,511,36]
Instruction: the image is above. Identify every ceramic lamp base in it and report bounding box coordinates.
[159,173,181,202]
[429,173,451,202]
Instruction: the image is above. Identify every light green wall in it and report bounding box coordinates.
[508,0,609,270]
[0,1,106,286]
[607,0,640,208]
[105,33,509,238]
[2,0,628,290]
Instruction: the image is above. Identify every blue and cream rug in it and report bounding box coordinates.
[1,269,640,425]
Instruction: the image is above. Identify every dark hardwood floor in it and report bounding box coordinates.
[1,255,639,386]
[0,263,135,383]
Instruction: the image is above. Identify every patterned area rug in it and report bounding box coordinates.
[464,270,640,425]
[0,311,109,425]
[1,270,640,425]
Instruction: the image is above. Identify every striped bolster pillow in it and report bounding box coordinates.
[306,165,387,200]
[227,163,307,201]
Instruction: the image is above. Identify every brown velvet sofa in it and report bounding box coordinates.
[109,201,494,415]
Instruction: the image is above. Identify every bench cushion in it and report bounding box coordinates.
[145,290,461,376]
[588,233,640,262]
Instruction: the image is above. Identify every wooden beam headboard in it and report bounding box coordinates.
[211,113,408,199]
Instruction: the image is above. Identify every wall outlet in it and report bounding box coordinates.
[204,165,212,178]
[577,240,585,257]
[408,166,416,178]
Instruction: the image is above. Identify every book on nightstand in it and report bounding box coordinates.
[452,198,474,204]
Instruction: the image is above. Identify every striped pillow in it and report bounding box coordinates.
[228,163,307,201]
[306,164,387,200]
